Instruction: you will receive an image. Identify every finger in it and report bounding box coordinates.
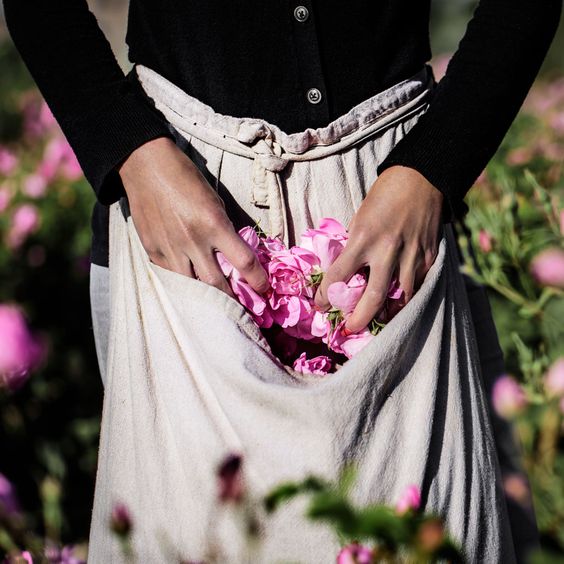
[192,252,236,299]
[217,231,270,294]
[386,251,418,322]
[314,247,361,311]
[414,247,438,291]
[344,249,398,333]
[166,252,196,278]
[148,250,170,270]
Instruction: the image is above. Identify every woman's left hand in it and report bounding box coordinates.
[313,165,444,332]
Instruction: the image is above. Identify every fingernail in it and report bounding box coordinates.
[341,326,354,337]
[313,303,324,312]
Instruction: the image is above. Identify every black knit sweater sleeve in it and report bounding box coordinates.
[2,0,175,205]
[376,0,562,221]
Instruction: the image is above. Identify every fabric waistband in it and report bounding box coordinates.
[133,63,436,244]
[134,63,436,158]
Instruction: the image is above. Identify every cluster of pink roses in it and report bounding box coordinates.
[215,218,403,376]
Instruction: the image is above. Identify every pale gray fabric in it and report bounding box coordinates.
[87,64,517,563]
[89,263,110,388]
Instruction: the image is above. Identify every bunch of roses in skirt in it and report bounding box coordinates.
[215,218,403,376]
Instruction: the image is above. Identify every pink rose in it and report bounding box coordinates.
[268,246,320,297]
[544,358,564,397]
[0,304,44,390]
[282,301,326,341]
[325,319,373,359]
[299,217,348,270]
[268,292,307,329]
[530,248,564,288]
[492,375,527,418]
[293,352,332,375]
[387,277,404,301]
[336,543,374,564]
[339,329,373,359]
[230,268,273,328]
[395,484,421,514]
[327,273,367,316]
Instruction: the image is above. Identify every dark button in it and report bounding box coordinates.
[306,88,322,104]
[294,6,309,22]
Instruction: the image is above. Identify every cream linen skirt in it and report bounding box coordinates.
[86,63,524,563]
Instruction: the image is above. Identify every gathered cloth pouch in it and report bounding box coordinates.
[87,63,516,563]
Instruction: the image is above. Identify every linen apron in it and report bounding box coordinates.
[87,63,518,563]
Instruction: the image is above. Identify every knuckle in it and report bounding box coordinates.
[366,287,386,305]
[238,250,258,272]
[424,249,437,269]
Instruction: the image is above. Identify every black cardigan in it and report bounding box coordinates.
[3,0,562,266]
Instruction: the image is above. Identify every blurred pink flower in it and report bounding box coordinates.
[475,169,488,185]
[299,217,348,271]
[21,96,58,139]
[395,483,422,515]
[538,140,564,162]
[0,146,18,176]
[0,304,44,390]
[492,375,527,418]
[44,543,85,564]
[7,204,41,249]
[0,472,21,515]
[544,358,564,397]
[293,352,332,375]
[0,185,12,212]
[502,473,531,507]
[22,173,48,198]
[336,543,374,564]
[38,137,82,182]
[478,229,493,253]
[430,53,452,82]
[506,147,533,166]
[530,248,564,288]
[110,502,133,537]
[549,112,564,135]
[217,452,244,503]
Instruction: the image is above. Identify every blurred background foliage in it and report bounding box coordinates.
[0,1,563,562]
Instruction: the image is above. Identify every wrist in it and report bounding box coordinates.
[118,136,177,181]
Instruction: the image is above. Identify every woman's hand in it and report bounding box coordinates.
[313,165,444,332]
[117,136,270,298]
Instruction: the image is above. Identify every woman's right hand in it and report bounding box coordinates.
[117,136,270,298]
